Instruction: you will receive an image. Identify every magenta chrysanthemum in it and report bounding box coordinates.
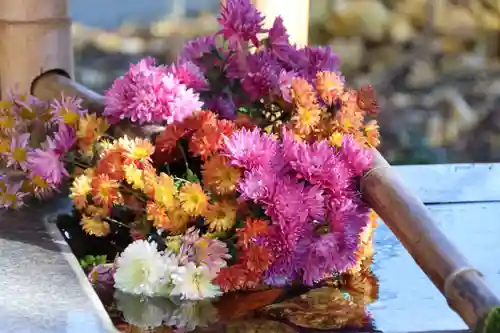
[217,0,266,49]
[103,57,203,124]
[179,36,217,64]
[241,50,281,101]
[340,135,373,176]
[169,61,209,91]
[53,124,77,154]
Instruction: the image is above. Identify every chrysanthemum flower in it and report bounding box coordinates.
[123,164,146,190]
[91,173,122,208]
[0,135,11,153]
[118,136,154,167]
[169,61,209,91]
[171,262,221,300]
[291,105,322,135]
[146,201,170,229]
[104,57,203,125]
[291,77,317,109]
[202,154,241,196]
[5,133,30,171]
[192,237,231,274]
[76,114,109,155]
[0,180,28,209]
[70,173,92,209]
[166,204,191,234]
[315,71,345,106]
[95,149,125,181]
[50,94,87,126]
[153,173,177,210]
[364,120,380,147]
[80,215,110,237]
[179,182,208,216]
[224,127,278,170]
[204,96,236,120]
[217,0,266,50]
[189,124,224,161]
[213,264,249,292]
[27,139,69,186]
[240,245,273,273]
[53,124,77,154]
[296,46,341,80]
[114,240,179,296]
[241,50,281,101]
[179,35,217,65]
[203,200,238,232]
[236,218,269,249]
[339,135,372,177]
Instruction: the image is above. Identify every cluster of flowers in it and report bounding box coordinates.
[0,92,109,209]
[3,0,381,314]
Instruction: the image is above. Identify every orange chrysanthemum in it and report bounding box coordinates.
[291,105,322,135]
[76,114,109,155]
[236,218,269,249]
[146,201,170,229]
[91,173,122,208]
[154,123,186,155]
[95,149,125,180]
[166,203,191,234]
[213,264,249,292]
[291,77,317,109]
[118,136,154,167]
[203,200,238,232]
[70,173,92,209]
[240,245,273,273]
[178,182,208,216]
[364,120,380,147]
[189,124,224,160]
[202,154,241,196]
[184,110,218,130]
[315,71,344,106]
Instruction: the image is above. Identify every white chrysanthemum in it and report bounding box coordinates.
[170,262,222,300]
[114,240,178,296]
[165,300,218,331]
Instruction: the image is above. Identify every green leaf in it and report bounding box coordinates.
[185,168,200,183]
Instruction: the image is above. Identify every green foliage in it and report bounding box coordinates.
[483,307,500,333]
[79,254,107,269]
[185,168,200,183]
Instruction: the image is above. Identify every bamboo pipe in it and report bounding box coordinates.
[0,0,73,98]
[362,149,500,331]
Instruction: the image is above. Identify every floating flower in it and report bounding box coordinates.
[114,240,179,297]
[171,262,222,300]
[179,182,208,216]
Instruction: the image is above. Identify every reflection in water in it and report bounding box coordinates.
[107,267,380,333]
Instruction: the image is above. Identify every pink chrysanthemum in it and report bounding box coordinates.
[265,175,309,227]
[104,57,203,124]
[278,69,296,103]
[5,133,30,171]
[224,128,278,170]
[50,94,87,125]
[53,124,77,154]
[339,135,373,177]
[169,61,209,91]
[238,168,276,203]
[27,138,68,185]
[217,0,266,50]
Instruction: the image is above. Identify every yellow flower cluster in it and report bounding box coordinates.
[70,133,242,239]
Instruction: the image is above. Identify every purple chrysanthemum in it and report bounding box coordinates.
[179,35,218,65]
[27,138,68,185]
[339,135,373,177]
[296,46,341,81]
[53,124,76,154]
[217,0,266,50]
[204,95,236,120]
[104,57,203,124]
[241,50,281,101]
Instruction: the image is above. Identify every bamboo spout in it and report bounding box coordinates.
[362,149,500,331]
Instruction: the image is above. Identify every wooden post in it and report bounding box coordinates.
[252,0,310,46]
[362,149,500,331]
[0,0,73,98]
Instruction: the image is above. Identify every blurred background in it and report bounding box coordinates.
[70,0,500,165]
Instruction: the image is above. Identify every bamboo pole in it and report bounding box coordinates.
[0,0,73,98]
[252,0,310,47]
[361,149,500,331]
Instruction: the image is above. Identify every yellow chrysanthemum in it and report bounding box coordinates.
[0,136,10,153]
[70,173,92,209]
[178,182,208,216]
[329,132,344,148]
[203,200,238,232]
[166,203,191,234]
[124,164,145,190]
[202,155,241,196]
[165,235,183,254]
[154,173,177,210]
[118,136,154,165]
[292,106,322,135]
[0,112,15,129]
[80,215,110,237]
[77,114,110,154]
[84,205,110,218]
